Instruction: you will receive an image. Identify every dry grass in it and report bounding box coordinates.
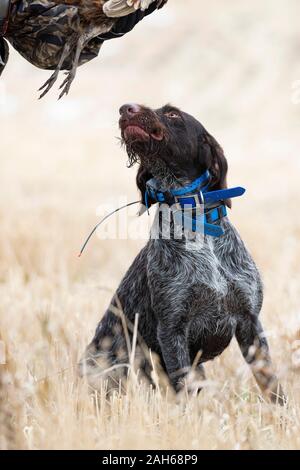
[0,0,300,450]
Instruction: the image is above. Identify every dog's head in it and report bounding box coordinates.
[119,103,231,208]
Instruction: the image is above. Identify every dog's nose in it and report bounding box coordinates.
[119,103,141,117]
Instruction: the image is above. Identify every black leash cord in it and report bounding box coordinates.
[78,200,141,257]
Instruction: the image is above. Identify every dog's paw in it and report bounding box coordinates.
[175,369,206,397]
[268,383,287,406]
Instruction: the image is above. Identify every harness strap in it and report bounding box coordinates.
[146,170,246,237]
[173,204,227,237]
[79,170,245,255]
[146,170,211,204]
[0,0,11,36]
[202,186,245,205]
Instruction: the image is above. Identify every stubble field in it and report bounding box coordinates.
[0,0,299,450]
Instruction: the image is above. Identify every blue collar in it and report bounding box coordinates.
[145,170,245,237]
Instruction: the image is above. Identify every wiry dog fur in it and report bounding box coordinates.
[79,103,284,403]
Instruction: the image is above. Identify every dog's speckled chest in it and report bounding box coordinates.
[147,217,262,323]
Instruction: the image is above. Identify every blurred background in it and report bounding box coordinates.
[0,0,299,450]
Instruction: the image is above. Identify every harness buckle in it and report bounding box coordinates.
[174,191,204,210]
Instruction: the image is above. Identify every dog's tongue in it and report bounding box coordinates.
[124,125,150,141]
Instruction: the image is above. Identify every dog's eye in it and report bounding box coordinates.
[165,111,181,119]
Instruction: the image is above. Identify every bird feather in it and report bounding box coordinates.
[104,0,157,17]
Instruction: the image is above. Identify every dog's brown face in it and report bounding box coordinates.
[119,103,231,207]
[119,103,166,145]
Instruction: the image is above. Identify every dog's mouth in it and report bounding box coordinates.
[120,119,165,144]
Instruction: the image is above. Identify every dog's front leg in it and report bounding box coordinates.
[235,316,285,405]
[157,322,193,393]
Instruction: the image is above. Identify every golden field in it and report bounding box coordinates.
[0,0,299,450]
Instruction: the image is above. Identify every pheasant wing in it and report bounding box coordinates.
[104,0,159,17]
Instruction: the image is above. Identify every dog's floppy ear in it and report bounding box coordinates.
[136,165,154,210]
[201,133,232,208]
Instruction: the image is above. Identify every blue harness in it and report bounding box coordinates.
[145,170,245,237]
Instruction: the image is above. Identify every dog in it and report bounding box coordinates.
[79,103,284,403]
